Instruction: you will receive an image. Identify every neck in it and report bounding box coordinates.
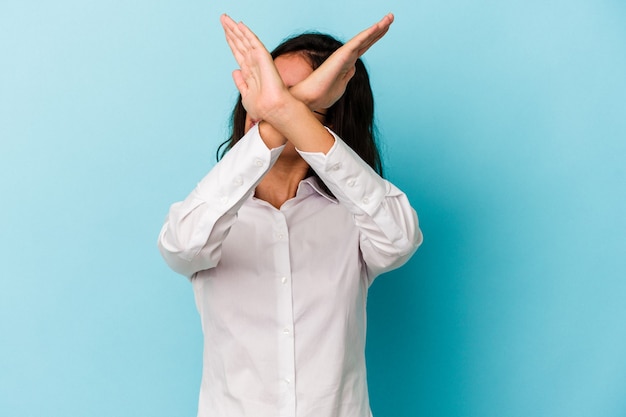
[255,154,310,209]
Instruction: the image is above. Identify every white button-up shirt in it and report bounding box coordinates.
[158,124,422,417]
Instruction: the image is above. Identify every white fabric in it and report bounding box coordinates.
[158,124,422,417]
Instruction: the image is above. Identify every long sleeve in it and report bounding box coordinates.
[297,129,423,282]
[157,124,285,278]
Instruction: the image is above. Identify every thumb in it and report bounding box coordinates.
[232,70,248,95]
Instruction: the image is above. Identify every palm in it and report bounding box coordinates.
[220,13,394,117]
[220,14,289,120]
[294,13,394,110]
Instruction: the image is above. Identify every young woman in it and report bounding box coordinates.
[158,13,422,417]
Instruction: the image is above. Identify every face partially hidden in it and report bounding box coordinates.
[244,53,314,133]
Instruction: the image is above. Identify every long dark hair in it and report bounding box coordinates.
[216,33,383,180]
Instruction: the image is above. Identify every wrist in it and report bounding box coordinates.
[288,84,314,109]
[258,121,288,149]
[263,93,305,127]
[266,100,334,154]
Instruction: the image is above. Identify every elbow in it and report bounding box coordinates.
[393,226,422,264]
[412,224,424,253]
[397,208,423,257]
[157,232,193,278]
[157,228,202,278]
[157,226,221,278]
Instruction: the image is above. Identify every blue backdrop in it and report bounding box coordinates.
[1,0,625,416]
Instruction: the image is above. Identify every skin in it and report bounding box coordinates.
[220,13,394,208]
[248,53,320,207]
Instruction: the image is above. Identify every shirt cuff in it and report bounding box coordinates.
[195,123,285,207]
[297,128,389,216]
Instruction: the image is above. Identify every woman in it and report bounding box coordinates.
[158,13,422,417]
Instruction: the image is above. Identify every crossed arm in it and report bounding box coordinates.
[220,13,394,153]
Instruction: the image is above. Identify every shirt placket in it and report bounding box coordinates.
[273,210,297,417]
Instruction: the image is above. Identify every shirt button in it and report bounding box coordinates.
[282,328,290,335]
[284,378,291,384]
[220,196,228,205]
[281,276,288,284]
[233,176,243,186]
[362,197,369,204]
[347,178,356,187]
[277,233,285,240]
[255,158,263,167]
[331,163,342,171]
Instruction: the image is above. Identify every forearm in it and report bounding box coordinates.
[262,94,335,153]
[288,84,316,110]
[158,125,284,277]
[298,130,422,280]
[259,97,334,153]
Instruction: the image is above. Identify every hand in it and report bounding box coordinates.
[220,14,293,121]
[291,13,394,111]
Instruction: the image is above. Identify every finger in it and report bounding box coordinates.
[223,25,245,59]
[220,13,236,29]
[222,16,260,53]
[221,15,247,56]
[221,15,256,56]
[221,16,254,68]
[219,13,236,30]
[346,13,394,57]
[369,12,394,38]
[356,15,393,54]
[236,20,267,53]
[356,26,389,56]
[220,14,243,44]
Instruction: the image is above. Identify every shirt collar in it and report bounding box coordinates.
[298,177,337,204]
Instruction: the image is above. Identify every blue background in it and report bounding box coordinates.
[1,0,625,416]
